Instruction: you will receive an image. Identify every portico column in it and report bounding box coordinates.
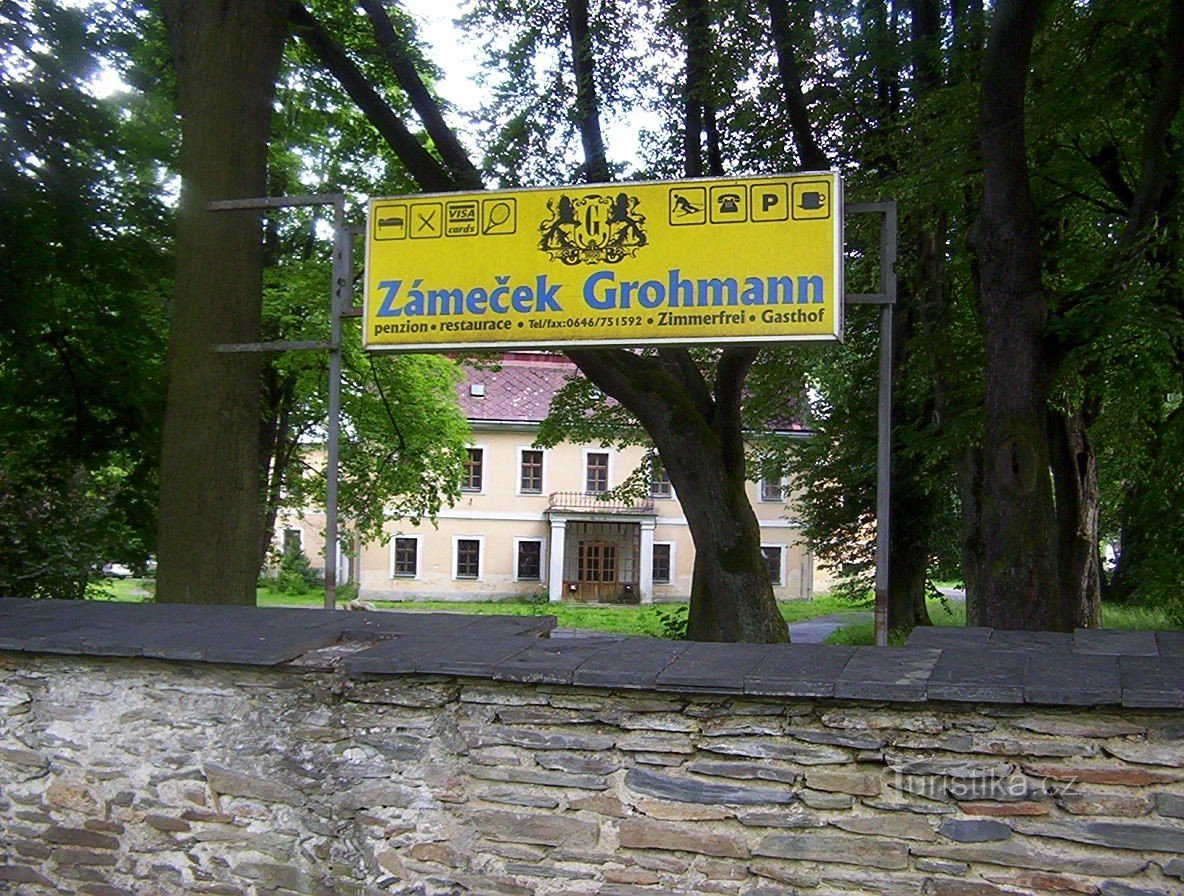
[548,518,567,603]
[639,518,655,604]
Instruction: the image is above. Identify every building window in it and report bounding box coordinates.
[392,536,418,578]
[652,543,672,583]
[462,447,484,492]
[586,451,609,494]
[282,528,302,553]
[520,449,544,494]
[455,538,481,579]
[760,475,786,503]
[516,539,543,581]
[650,464,672,498]
[762,545,784,586]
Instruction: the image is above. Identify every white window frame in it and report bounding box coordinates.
[651,541,675,584]
[583,448,612,494]
[650,462,673,499]
[761,544,785,586]
[513,536,547,583]
[281,527,304,552]
[462,444,487,494]
[760,475,789,503]
[517,446,547,496]
[390,534,421,579]
[452,535,485,581]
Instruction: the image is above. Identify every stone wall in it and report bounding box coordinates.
[2,653,1183,896]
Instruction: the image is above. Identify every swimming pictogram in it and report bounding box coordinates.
[538,192,647,265]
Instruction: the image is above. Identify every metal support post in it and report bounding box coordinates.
[207,193,349,610]
[324,196,348,610]
[844,202,897,648]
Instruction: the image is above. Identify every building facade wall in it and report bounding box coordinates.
[329,426,819,603]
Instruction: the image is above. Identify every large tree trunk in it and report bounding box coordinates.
[974,0,1069,630]
[1051,408,1102,627]
[156,0,289,605]
[568,349,787,643]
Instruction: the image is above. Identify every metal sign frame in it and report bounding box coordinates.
[209,194,896,638]
[844,201,898,647]
[209,193,352,611]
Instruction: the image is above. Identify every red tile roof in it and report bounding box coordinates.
[457,353,577,424]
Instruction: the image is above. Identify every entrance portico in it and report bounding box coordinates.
[546,492,656,603]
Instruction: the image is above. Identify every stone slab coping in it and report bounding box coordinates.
[0,598,1179,708]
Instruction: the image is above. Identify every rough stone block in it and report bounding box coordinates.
[831,814,934,840]
[981,871,1098,894]
[803,770,881,796]
[938,818,1012,842]
[1021,764,1184,786]
[204,763,304,804]
[1103,741,1183,767]
[684,760,798,785]
[1155,792,1184,818]
[922,881,1030,896]
[754,833,908,870]
[1013,819,1184,853]
[700,737,848,765]
[908,841,1148,877]
[1098,884,1174,896]
[43,826,119,850]
[469,809,598,848]
[1058,791,1154,817]
[624,767,796,806]
[797,789,854,809]
[617,818,748,859]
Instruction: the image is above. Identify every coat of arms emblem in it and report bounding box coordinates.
[538,192,647,265]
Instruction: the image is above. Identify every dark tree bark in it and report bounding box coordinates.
[156,0,290,604]
[682,0,723,177]
[560,0,783,641]
[565,0,610,182]
[359,0,483,190]
[568,349,787,642]
[1090,0,1184,608]
[974,0,1069,630]
[764,0,828,170]
[289,1,455,193]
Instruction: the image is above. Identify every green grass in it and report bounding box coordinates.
[87,579,1177,642]
[823,594,1175,646]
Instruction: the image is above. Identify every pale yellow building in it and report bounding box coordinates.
[280,353,820,604]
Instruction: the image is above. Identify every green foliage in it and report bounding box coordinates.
[264,541,322,595]
[0,0,170,598]
[656,603,689,640]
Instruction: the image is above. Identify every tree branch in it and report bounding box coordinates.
[565,0,610,182]
[1125,0,1184,239]
[714,346,759,470]
[289,1,455,192]
[357,0,483,190]
[764,0,828,170]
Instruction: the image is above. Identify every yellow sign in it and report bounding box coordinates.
[364,173,843,351]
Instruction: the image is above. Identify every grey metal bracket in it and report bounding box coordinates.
[842,200,898,647]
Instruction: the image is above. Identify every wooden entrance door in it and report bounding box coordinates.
[575,541,618,602]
